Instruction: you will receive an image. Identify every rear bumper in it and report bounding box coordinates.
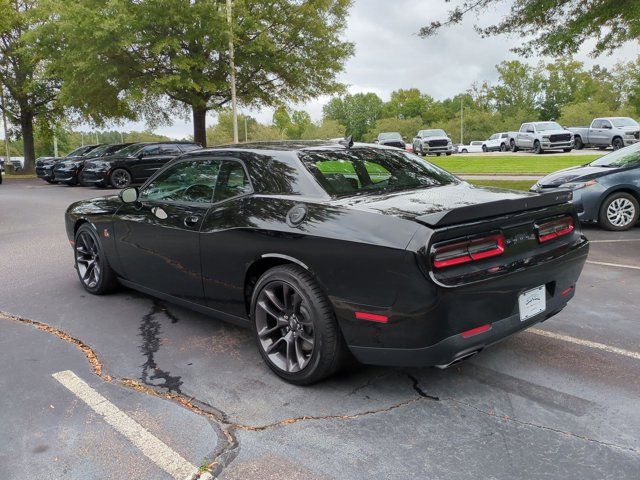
[340,238,589,367]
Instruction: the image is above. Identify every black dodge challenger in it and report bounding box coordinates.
[65,141,589,384]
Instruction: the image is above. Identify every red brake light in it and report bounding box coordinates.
[537,216,574,243]
[433,234,505,269]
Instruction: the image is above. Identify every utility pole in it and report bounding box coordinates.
[120,132,124,143]
[53,133,58,157]
[0,86,10,168]
[81,132,84,146]
[244,116,248,142]
[460,97,464,145]
[227,0,239,144]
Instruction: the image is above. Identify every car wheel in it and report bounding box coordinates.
[74,224,119,294]
[482,145,488,152]
[418,144,424,156]
[446,152,452,156]
[599,192,639,231]
[251,265,347,385]
[511,139,518,152]
[574,136,584,150]
[533,140,542,154]
[500,143,507,152]
[461,149,468,154]
[45,179,57,184]
[563,148,572,153]
[612,137,624,150]
[110,168,132,189]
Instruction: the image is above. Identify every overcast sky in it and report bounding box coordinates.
[4,0,639,141]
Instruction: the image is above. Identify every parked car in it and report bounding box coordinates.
[413,129,454,156]
[36,145,102,184]
[0,156,25,171]
[80,141,201,188]
[512,122,573,154]
[485,133,511,152]
[66,141,589,384]
[568,117,640,151]
[531,142,640,231]
[53,143,133,186]
[458,141,485,154]
[374,132,405,149]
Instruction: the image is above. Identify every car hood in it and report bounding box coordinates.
[617,126,640,133]
[329,182,571,227]
[537,164,617,187]
[539,129,573,135]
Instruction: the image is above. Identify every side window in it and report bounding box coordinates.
[158,144,182,155]
[179,144,201,152]
[214,161,252,202]
[520,124,529,133]
[140,145,161,157]
[602,120,612,129]
[501,133,508,138]
[592,120,603,129]
[140,160,221,203]
[490,134,498,140]
[364,161,391,184]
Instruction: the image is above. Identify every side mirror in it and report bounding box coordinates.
[373,139,379,144]
[119,187,139,204]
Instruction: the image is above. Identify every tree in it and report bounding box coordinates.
[285,110,312,139]
[489,61,543,120]
[301,119,344,140]
[323,93,383,140]
[273,106,291,138]
[382,88,434,121]
[44,0,354,147]
[420,1,640,57]
[0,0,60,172]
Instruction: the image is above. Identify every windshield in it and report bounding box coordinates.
[83,144,111,159]
[300,148,458,197]
[113,143,145,157]
[591,143,640,168]
[66,146,92,157]
[379,132,402,141]
[423,129,446,137]
[535,122,563,132]
[611,118,639,128]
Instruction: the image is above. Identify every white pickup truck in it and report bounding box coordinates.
[568,117,640,150]
[512,121,573,154]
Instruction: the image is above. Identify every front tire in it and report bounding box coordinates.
[511,139,519,152]
[574,136,584,150]
[74,224,119,294]
[533,140,543,154]
[598,192,639,231]
[612,137,624,150]
[500,143,507,152]
[110,168,132,189]
[482,145,488,152]
[250,265,347,385]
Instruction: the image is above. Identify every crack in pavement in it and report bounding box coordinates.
[3,309,638,477]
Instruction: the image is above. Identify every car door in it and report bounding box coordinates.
[199,159,255,317]
[113,159,222,302]
[590,120,606,145]
[517,124,530,148]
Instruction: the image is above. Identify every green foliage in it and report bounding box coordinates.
[300,119,344,140]
[469,180,535,192]
[286,111,312,140]
[43,0,354,145]
[420,0,640,57]
[323,93,384,140]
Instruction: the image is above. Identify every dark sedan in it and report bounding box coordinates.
[80,141,201,188]
[65,141,589,384]
[53,143,133,186]
[532,143,640,230]
[36,145,102,184]
[375,132,405,149]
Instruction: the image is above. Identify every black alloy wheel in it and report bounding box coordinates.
[110,168,132,189]
[574,136,584,150]
[482,145,488,152]
[251,265,346,384]
[74,224,119,294]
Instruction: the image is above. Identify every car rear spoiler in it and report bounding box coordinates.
[416,190,573,228]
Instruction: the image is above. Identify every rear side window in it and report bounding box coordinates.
[159,144,182,155]
[300,148,458,197]
[179,144,201,152]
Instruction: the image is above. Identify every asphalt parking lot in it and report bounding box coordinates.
[1,179,639,480]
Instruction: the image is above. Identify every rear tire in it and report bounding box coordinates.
[511,139,519,152]
[74,224,120,295]
[598,192,639,231]
[500,143,507,152]
[482,145,488,152]
[461,149,468,154]
[250,265,347,385]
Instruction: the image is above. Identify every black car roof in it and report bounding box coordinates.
[198,140,397,154]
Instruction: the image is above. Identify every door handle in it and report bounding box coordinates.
[184,215,200,227]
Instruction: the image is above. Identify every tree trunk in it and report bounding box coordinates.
[192,106,207,148]
[20,110,35,173]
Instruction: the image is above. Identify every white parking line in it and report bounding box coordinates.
[586,260,640,271]
[528,329,640,361]
[52,370,212,480]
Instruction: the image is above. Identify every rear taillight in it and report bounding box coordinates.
[433,233,505,269]
[536,216,574,243]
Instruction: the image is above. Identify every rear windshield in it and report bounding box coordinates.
[300,148,458,197]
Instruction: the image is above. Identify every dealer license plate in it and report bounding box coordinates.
[518,286,546,322]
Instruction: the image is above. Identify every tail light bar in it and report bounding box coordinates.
[536,216,574,243]
[432,233,505,269]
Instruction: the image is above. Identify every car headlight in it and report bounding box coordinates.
[626,131,636,136]
[542,136,550,140]
[560,179,598,190]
